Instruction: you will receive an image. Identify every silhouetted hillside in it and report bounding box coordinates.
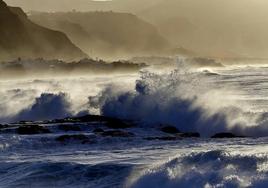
[29,11,170,59]
[0,0,86,61]
[0,58,146,78]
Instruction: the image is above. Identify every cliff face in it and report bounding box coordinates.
[0,0,87,61]
[29,11,170,59]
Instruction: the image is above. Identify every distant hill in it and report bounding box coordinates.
[0,58,146,79]
[29,11,170,59]
[136,0,268,58]
[0,0,87,61]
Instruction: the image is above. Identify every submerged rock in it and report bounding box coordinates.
[101,130,134,137]
[17,125,51,135]
[211,132,244,138]
[161,126,181,134]
[56,134,91,144]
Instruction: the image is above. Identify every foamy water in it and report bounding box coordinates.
[1,59,268,187]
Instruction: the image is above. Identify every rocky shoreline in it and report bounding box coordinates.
[0,115,247,144]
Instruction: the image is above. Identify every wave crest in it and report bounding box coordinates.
[90,69,268,137]
[128,150,268,188]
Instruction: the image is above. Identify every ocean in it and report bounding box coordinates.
[1,58,268,187]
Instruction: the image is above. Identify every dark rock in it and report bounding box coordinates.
[145,132,200,141]
[17,125,51,135]
[56,134,90,144]
[93,128,104,133]
[105,119,131,129]
[51,119,69,124]
[211,132,244,138]
[0,124,8,129]
[101,130,134,137]
[58,124,81,132]
[180,132,200,138]
[55,115,134,129]
[161,126,181,134]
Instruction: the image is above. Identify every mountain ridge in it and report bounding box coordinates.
[29,11,171,60]
[0,0,87,61]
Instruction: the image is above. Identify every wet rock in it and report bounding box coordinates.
[105,119,131,129]
[51,115,134,129]
[17,124,51,135]
[101,130,134,137]
[58,124,81,132]
[211,132,244,138]
[179,132,200,138]
[74,115,134,129]
[161,126,181,134]
[56,134,91,144]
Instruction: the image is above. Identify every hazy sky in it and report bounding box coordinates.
[4,0,162,12]
[5,0,268,13]
[5,0,126,12]
[5,0,111,12]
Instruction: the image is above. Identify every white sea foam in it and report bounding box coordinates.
[128,150,268,188]
[2,58,268,137]
[90,66,268,137]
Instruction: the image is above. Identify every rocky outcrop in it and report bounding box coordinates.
[161,126,181,134]
[17,124,51,135]
[52,115,135,129]
[211,132,245,138]
[160,125,200,138]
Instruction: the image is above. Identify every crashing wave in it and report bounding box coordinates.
[1,60,268,137]
[128,150,268,188]
[89,68,268,137]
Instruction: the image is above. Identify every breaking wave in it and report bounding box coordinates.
[90,69,268,137]
[14,93,72,122]
[0,92,72,123]
[1,60,268,137]
[128,150,268,188]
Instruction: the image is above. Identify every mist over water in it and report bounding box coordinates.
[1,58,268,137]
[0,70,138,123]
[90,63,268,137]
[1,57,268,187]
